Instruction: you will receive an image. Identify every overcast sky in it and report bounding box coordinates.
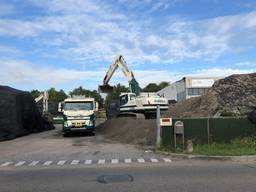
[0,0,256,92]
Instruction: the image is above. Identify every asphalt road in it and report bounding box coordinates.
[1,122,256,191]
[0,123,157,162]
[1,161,256,192]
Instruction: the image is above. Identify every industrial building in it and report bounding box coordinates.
[157,76,223,103]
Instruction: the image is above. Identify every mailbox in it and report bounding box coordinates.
[173,121,185,149]
[174,121,184,134]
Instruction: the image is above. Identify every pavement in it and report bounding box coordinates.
[1,122,256,191]
[0,122,172,164]
[1,160,256,192]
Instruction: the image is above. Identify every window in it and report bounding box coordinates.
[192,88,199,95]
[64,102,93,111]
[187,88,209,96]
[199,88,204,95]
[130,95,136,100]
[120,94,128,106]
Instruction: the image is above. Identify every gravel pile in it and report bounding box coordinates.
[169,73,256,118]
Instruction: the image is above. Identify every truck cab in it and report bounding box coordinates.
[59,96,98,135]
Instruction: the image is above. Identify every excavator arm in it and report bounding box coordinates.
[99,55,140,95]
[35,91,49,114]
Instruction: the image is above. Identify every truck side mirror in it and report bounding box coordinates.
[58,102,63,113]
[95,102,99,111]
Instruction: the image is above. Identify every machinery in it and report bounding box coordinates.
[35,91,49,114]
[58,95,98,136]
[99,55,168,118]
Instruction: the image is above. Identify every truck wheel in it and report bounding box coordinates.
[89,131,95,136]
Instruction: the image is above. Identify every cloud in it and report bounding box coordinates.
[0,58,255,91]
[0,59,104,86]
[0,45,20,55]
[191,68,255,77]
[1,1,256,65]
[235,61,256,67]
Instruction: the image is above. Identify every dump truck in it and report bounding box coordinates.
[58,95,98,136]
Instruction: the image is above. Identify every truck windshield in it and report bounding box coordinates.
[64,102,93,111]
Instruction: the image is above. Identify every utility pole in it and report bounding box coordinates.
[156,105,161,148]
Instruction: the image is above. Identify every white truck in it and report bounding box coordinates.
[58,95,98,136]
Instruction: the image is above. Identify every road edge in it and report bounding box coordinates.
[157,151,256,162]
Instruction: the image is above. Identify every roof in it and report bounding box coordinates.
[64,97,95,102]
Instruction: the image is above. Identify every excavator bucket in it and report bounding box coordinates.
[98,84,114,93]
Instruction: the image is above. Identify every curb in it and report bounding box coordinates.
[157,151,256,162]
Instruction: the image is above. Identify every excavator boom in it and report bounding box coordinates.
[99,55,140,95]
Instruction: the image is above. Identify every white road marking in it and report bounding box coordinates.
[124,158,132,163]
[70,160,79,165]
[57,160,66,165]
[1,162,12,167]
[150,158,159,163]
[1,157,169,168]
[84,160,92,165]
[43,161,53,166]
[111,159,119,164]
[29,161,39,166]
[163,158,172,163]
[98,159,105,164]
[14,161,26,166]
[137,158,145,163]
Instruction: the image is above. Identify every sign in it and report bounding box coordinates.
[160,118,172,126]
[191,79,214,87]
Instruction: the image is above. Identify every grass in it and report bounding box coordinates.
[160,136,256,156]
[192,143,256,156]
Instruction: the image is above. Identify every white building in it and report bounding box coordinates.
[157,76,223,103]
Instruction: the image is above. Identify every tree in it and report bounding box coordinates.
[30,89,41,98]
[69,86,102,105]
[48,88,67,102]
[142,83,159,92]
[142,81,169,92]
[158,81,169,90]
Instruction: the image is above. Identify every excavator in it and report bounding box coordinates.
[99,55,168,118]
[35,91,49,114]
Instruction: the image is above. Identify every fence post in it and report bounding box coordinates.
[207,117,210,144]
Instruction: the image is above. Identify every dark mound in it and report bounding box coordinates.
[169,73,256,118]
[0,86,54,141]
[97,117,156,145]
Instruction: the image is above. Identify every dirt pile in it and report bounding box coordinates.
[169,73,256,118]
[0,86,54,141]
[97,117,156,145]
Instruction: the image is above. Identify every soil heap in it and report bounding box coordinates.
[169,73,256,118]
[97,117,156,145]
